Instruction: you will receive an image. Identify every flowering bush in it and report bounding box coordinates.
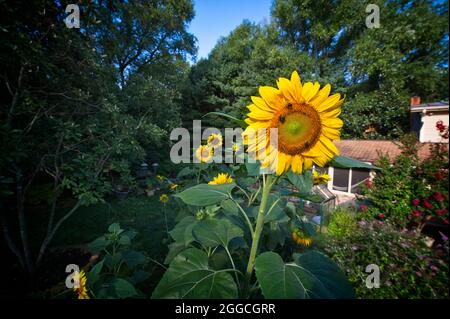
[318,221,449,299]
[362,125,449,230]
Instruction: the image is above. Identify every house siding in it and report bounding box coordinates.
[419,110,449,143]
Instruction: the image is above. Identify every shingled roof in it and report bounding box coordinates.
[335,140,437,164]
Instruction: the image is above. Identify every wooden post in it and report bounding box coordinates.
[347,168,353,194]
[327,166,334,191]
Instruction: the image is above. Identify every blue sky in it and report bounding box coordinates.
[188,0,273,59]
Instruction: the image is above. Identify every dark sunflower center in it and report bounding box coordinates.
[202,149,210,157]
[271,104,321,155]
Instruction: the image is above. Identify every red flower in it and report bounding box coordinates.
[360,204,369,212]
[412,198,420,206]
[423,198,433,209]
[378,213,385,219]
[433,192,445,202]
[443,219,449,225]
[436,208,448,216]
[413,210,421,218]
[434,172,444,180]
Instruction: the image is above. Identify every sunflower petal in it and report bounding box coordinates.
[316,93,341,112]
[310,84,331,107]
[247,108,275,120]
[291,155,303,174]
[319,136,340,156]
[259,86,284,110]
[302,82,320,102]
[277,77,297,104]
[303,157,314,171]
[313,154,330,167]
[290,71,304,102]
[321,127,341,140]
[323,118,344,129]
[251,96,273,111]
[276,152,287,175]
[320,107,341,119]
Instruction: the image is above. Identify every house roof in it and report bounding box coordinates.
[410,101,449,113]
[334,140,438,164]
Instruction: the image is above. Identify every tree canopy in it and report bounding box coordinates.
[185,0,449,139]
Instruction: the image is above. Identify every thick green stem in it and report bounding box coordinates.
[244,174,275,296]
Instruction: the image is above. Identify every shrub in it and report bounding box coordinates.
[327,206,358,238]
[362,131,449,228]
[317,220,449,299]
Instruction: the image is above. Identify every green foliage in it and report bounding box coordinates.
[174,183,236,206]
[318,221,449,299]
[327,207,358,238]
[87,223,151,298]
[152,248,238,299]
[157,167,353,299]
[254,251,354,298]
[0,0,196,273]
[363,133,449,227]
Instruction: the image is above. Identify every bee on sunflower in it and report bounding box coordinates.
[242,70,343,176]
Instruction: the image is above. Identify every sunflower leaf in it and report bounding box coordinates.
[254,251,354,299]
[152,248,238,299]
[174,183,235,206]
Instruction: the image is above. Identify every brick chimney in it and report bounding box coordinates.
[410,96,421,106]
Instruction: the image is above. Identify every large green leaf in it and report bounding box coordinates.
[192,218,243,248]
[152,248,238,299]
[122,250,148,268]
[264,194,289,223]
[330,156,381,170]
[164,241,189,264]
[220,198,238,214]
[245,160,261,176]
[286,171,313,195]
[254,251,354,299]
[87,260,104,285]
[293,251,354,298]
[174,183,235,206]
[169,216,198,246]
[110,278,138,299]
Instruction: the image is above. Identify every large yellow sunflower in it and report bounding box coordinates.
[242,71,344,175]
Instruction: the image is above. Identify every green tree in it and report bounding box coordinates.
[0,0,195,275]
